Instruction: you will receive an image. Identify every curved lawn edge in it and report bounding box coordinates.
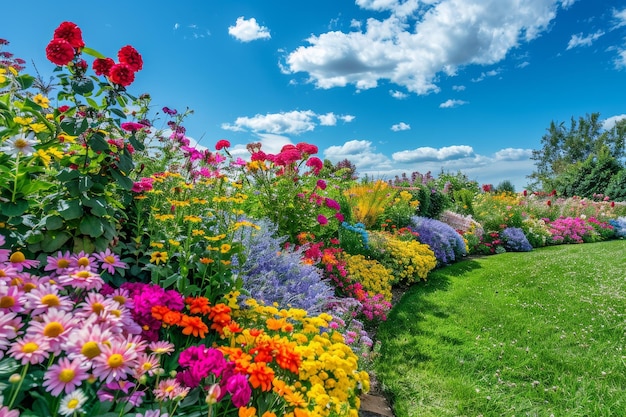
[375,240,626,417]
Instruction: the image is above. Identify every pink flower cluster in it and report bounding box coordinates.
[546,216,595,244]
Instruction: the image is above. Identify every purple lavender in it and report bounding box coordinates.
[409,216,467,265]
[500,227,533,252]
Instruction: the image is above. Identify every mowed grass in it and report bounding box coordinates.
[374,240,626,417]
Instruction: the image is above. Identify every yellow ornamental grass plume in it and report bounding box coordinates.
[344,180,395,228]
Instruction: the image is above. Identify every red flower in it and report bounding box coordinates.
[121,122,146,132]
[305,157,323,174]
[58,105,70,113]
[215,139,231,150]
[45,39,75,66]
[108,63,135,86]
[296,142,318,155]
[250,151,267,162]
[93,57,115,76]
[547,200,552,207]
[53,22,85,49]
[117,45,143,71]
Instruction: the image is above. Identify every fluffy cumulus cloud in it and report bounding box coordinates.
[391,122,411,131]
[323,140,535,190]
[392,145,475,162]
[284,0,570,94]
[439,99,469,108]
[566,30,605,50]
[228,17,271,42]
[221,110,354,135]
[602,114,626,130]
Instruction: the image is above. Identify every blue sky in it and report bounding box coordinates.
[3,0,626,190]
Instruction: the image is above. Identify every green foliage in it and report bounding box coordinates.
[452,188,475,215]
[604,168,626,201]
[495,179,515,193]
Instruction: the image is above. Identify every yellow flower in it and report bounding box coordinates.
[29,123,48,133]
[220,244,231,253]
[0,68,6,83]
[168,240,180,247]
[183,215,202,223]
[58,134,77,144]
[150,242,165,249]
[191,229,205,236]
[149,251,168,265]
[13,116,31,125]
[33,94,50,109]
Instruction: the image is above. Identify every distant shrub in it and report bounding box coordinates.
[546,216,596,244]
[520,217,551,248]
[409,216,467,265]
[500,227,532,252]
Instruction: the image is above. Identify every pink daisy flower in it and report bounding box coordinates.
[0,264,18,284]
[0,235,10,263]
[0,285,25,313]
[109,287,134,309]
[8,336,51,364]
[57,267,103,291]
[71,251,97,269]
[43,356,90,396]
[133,352,161,378]
[0,406,20,417]
[27,308,78,354]
[23,283,73,315]
[74,292,116,319]
[148,341,175,355]
[63,322,114,362]
[93,248,127,275]
[0,311,19,357]
[8,251,39,272]
[44,251,73,276]
[92,341,139,383]
[153,378,189,401]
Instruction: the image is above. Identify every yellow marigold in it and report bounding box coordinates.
[183,215,202,223]
[343,254,393,301]
[33,93,50,108]
[191,229,205,236]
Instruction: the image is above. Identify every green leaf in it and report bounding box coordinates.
[71,78,95,95]
[81,46,106,59]
[41,231,71,253]
[109,108,127,119]
[58,199,83,220]
[0,200,29,216]
[110,168,134,190]
[88,132,110,152]
[82,196,108,217]
[86,97,99,109]
[45,215,64,231]
[79,215,105,238]
[57,169,80,183]
[61,117,89,136]
[78,175,94,192]
[16,74,35,89]
[128,135,145,152]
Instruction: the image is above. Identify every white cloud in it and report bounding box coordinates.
[390,89,409,99]
[613,8,626,29]
[616,49,626,69]
[452,85,466,91]
[322,140,535,190]
[471,69,500,82]
[439,99,469,108]
[602,114,626,130]
[173,23,180,30]
[284,0,563,95]
[228,17,271,42]
[392,145,475,162]
[391,122,411,131]
[221,110,353,135]
[494,148,533,161]
[517,61,530,68]
[566,30,605,50]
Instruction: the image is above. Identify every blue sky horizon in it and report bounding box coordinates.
[3,0,625,191]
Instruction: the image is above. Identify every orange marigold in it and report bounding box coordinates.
[179,315,209,338]
[185,296,211,315]
[247,362,275,392]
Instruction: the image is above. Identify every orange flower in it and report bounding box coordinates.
[247,362,275,391]
[163,310,182,326]
[185,296,211,315]
[179,315,209,338]
[151,305,169,320]
[262,412,277,417]
[272,379,294,397]
[266,317,286,331]
[209,303,232,334]
[238,406,256,417]
[219,346,252,373]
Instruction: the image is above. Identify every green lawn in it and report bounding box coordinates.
[374,240,626,417]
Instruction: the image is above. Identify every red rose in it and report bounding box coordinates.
[58,105,70,113]
[53,22,85,49]
[93,57,115,76]
[108,63,135,86]
[296,142,318,155]
[117,45,143,71]
[46,38,75,66]
[215,139,231,150]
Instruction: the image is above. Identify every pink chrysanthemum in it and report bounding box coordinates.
[0,285,25,313]
[9,336,51,364]
[43,356,89,396]
[0,406,20,417]
[0,235,9,263]
[92,341,139,383]
[57,267,103,291]
[26,308,78,354]
[133,352,162,378]
[63,322,114,362]
[109,287,134,309]
[0,264,18,283]
[153,378,189,401]
[148,341,175,355]
[71,251,96,269]
[93,248,127,275]
[8,251,39,272]
[23,283,73,316]
[0,311,19,356]
[44,251,73,276]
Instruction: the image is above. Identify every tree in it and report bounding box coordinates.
[529,113,626,191]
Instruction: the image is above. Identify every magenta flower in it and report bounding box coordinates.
[317,214,328,226]
[215,139,231,150]
[120,122,146,132]
[316,179,327,190]
[223,373,251,407]
[162,106,177,115]
[325,198,341,211]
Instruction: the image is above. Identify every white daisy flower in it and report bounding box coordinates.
[58,389,88,416]
[0,132,39,157]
